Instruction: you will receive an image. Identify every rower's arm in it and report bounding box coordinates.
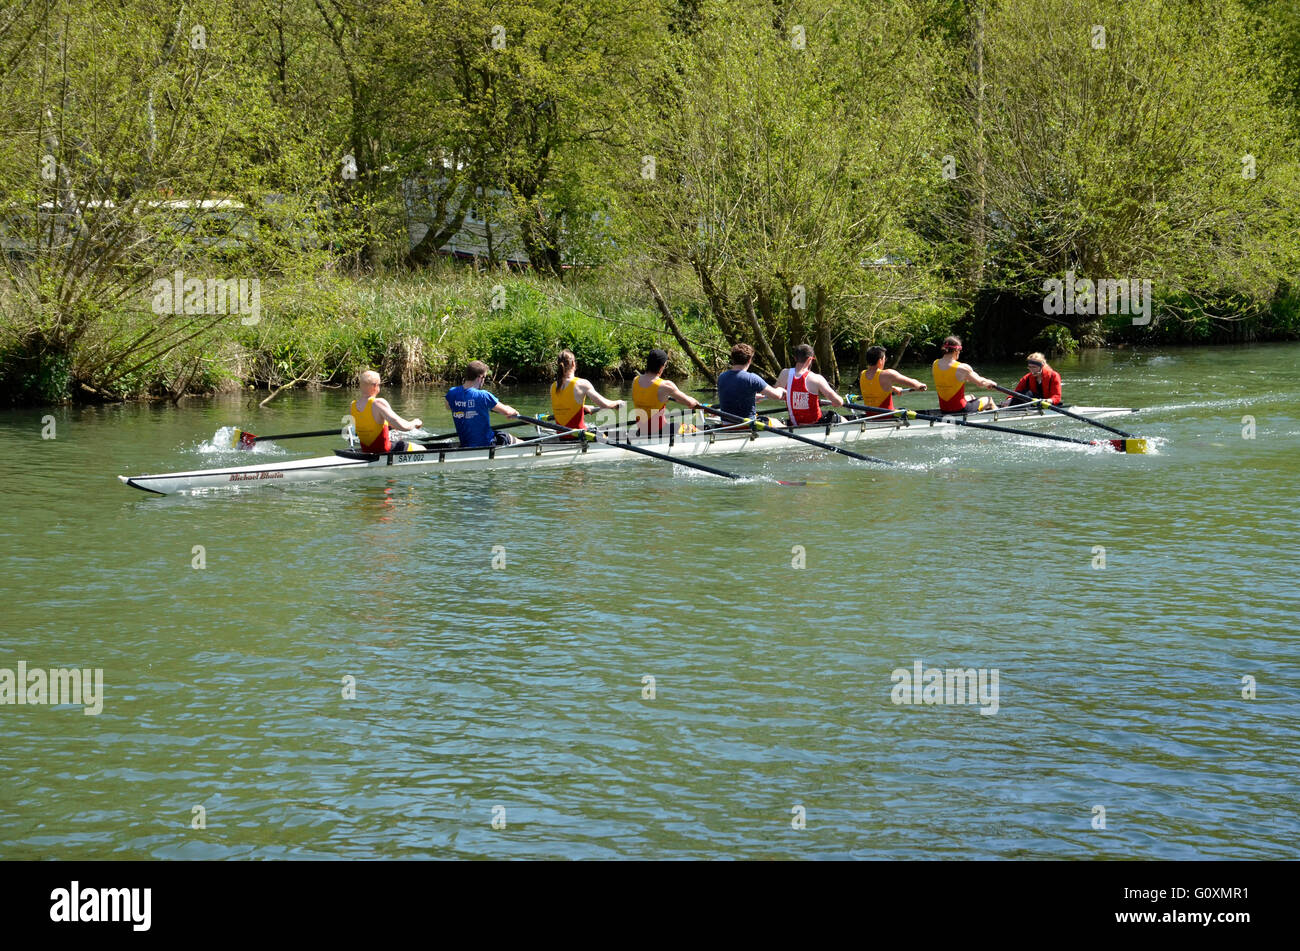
[759,383,785,401]
[882,369,926,391]
[1044,373,1063,404]
[493,402,520,417]
[660,380,701,409]
[958,364,998,389]
[810,373,844,407]
[372,397,422,431]
[575,379,625,411]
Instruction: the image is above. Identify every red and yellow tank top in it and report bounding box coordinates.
[785,368,822,425]
[858,368,894,411]
[632,375,667,435]
[550,377,586,430]
[350,396,391,453]
[932,359,968,412]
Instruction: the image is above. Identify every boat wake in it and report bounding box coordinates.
[1144,396,1285,414]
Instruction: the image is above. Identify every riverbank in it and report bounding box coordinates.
[2,264,1297,406]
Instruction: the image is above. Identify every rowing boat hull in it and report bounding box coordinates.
[119,405,1138,496]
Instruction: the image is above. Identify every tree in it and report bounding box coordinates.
[0,0,340,401]
[931,0,1300,343]
[424,0,662,278]
[622,0,947,381]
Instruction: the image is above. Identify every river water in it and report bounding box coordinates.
[1,344,1297,858]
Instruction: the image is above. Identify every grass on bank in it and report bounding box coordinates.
[2,261,1298,405]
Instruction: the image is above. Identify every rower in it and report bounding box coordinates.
[1004,352,1062,406]
[716,343,785,423]
[632,348,701,438]
[350,369,425,453]
[551,349,625,439]
[857,346,926,412]
[932,336,999,413]
[775,343,844,426]
[445,360,522,448]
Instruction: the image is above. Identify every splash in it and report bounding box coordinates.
[196,426,286,455]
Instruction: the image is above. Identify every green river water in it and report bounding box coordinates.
[1,343,1297,859]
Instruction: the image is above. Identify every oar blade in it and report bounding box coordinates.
[232,429,256,450]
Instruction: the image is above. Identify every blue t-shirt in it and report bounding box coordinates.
[717,369,769,419]
[446,385,499,447]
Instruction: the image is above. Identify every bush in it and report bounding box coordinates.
[1033,322,1079,356]
[0,341,71,405]
[1268,282,1300,338]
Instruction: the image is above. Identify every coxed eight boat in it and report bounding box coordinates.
[119,403,1138,496]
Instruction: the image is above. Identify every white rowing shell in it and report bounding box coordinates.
[119,405,1138,496]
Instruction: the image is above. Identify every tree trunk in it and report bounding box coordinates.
[787,281,806,353]
[744,292,783,376]
[693,258,744,343]
[967,1,987,300]
[813,285,838,386]
[405,184,473,268]
[756,287,785,364]
[646,277,717,379]
[518,204,564,280]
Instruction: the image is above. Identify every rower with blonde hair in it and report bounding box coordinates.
[1004,352,1062,406]
[350,369,425,453]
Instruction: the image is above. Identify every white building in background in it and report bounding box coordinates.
[401,176,530,266]
[2,171,606,267]
[400,162,612,268]
[1,198,256,255]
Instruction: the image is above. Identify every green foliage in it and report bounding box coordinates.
[1033,323,1080,357]
[0,341,72,405]
[624,0,948,372]
[1,0,1297,404]
[938,0,1300,307]
[1270,282,1300,338]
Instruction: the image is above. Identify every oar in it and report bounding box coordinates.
[914,412,1130,451]
[514,414,744,480]
[990,383,1147,451]
[415,415,629,450]
[841,401,920,423]
[839,386,926,402]
[230,427,340,449]
[701,405,894,466]
[417,417,537,442]
[421,413,638,443]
